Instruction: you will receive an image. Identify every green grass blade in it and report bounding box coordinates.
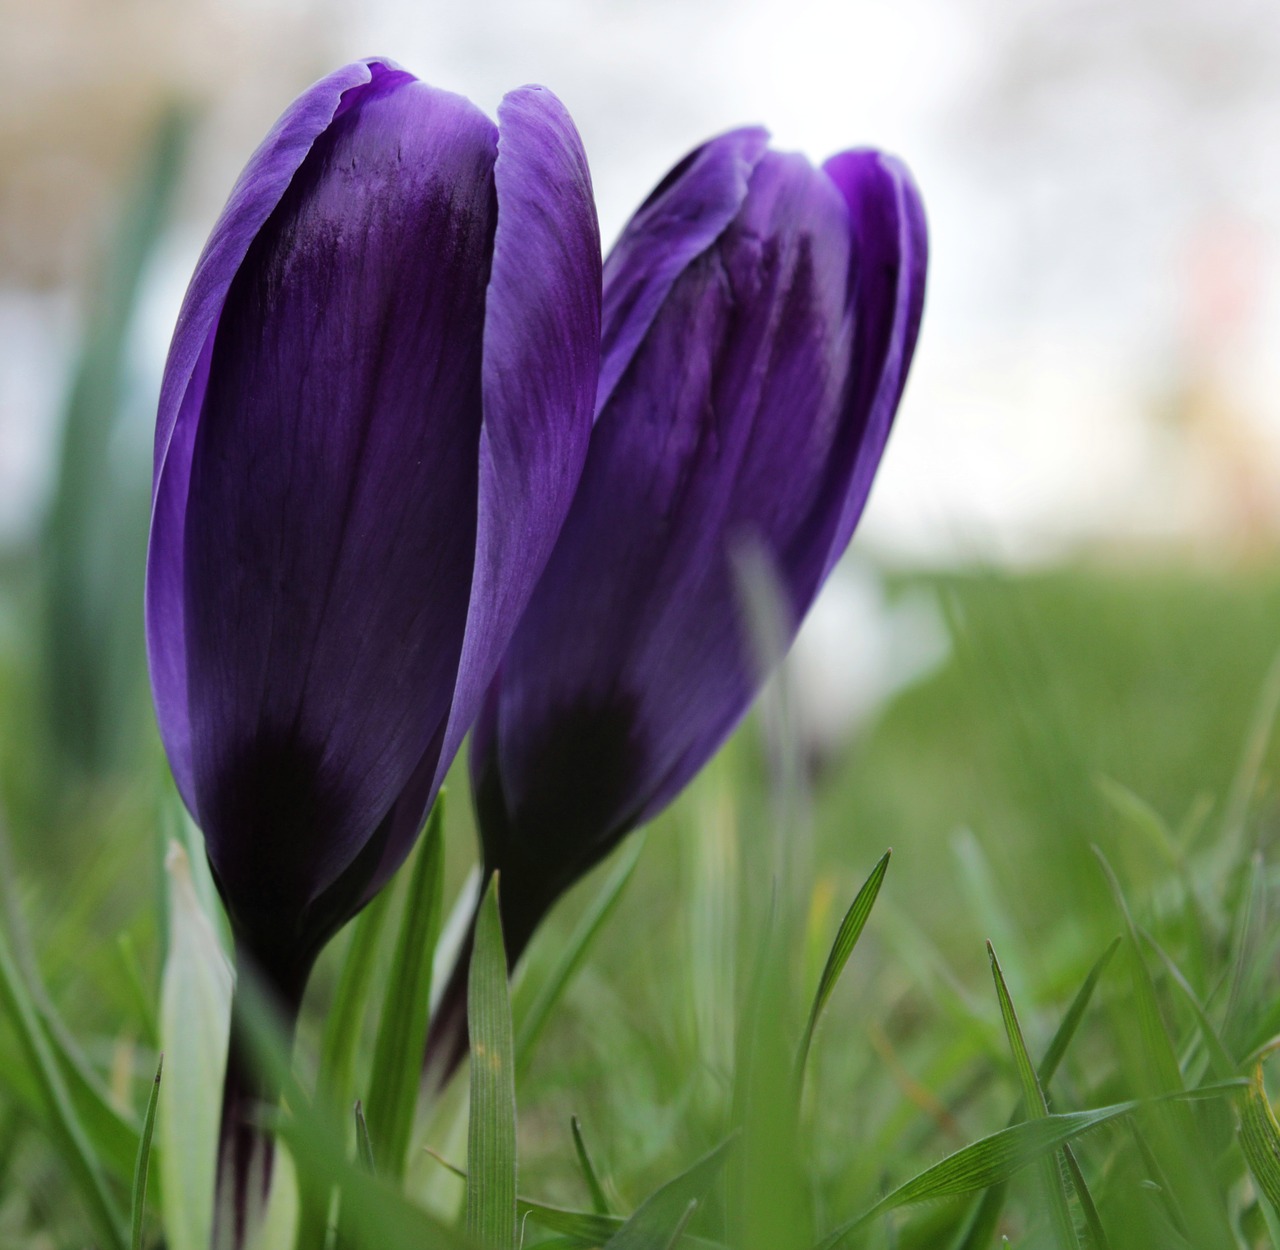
[954,937,1119,1250]
[355,1101,376,1175]
[796,850,890,1083]
[318,886,393,1112]
[365,799,445,1179]
[572,1114,612,1216]
[987,941,1080,1250]
[819,1084,1242,1249]
[603,1137,734,1250]
[1140,927,1235,1079]
[1093,848,1185,1096]
[1240,1063,1280,1221]
[1061,1142,1110,1250]
[130,1054,163,1250]
[661,1201,700,1250]
[230,961,482,1250]
[0,922,128,1249]
[159,843,232,1250]
[515,837,644,1075]
[467,874,518,1249]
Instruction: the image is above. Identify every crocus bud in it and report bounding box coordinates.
[466,128,926,974]
[145,57,600,1239]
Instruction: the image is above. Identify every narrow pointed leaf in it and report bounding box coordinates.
[366,799,446,1179]
[954,937,1116,1250]
[603,1137,734,1250]
[355,1101,376,1174]
[131,1054,163,1250]
[0,923,128,1250]
[1240,1063,1280,1220]
[819,1083,1243,1249]
[515,837,644,1074]
[572,1114,612,1216]
[797,850,889,1082]
[987,941,1080,1249]
[467,874,518,1249]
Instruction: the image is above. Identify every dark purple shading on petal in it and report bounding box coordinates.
[477,149,865,957]
[596,126,769,414]
[180,79,499,958]
[362,86,603,909]
[819,149,928,579]
[146,58,411,810]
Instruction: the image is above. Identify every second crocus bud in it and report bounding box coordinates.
[430,127,926,1066]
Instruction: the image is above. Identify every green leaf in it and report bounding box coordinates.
[571,1114,612,1216]
[987,941,1080,1250]
[365,799,445,1179]
[1240,1063,1280,1221]
[131,1054,163,1250]
[819,1083,1243,1249]
[318,886,393,1113]
[159,842,232,1250]
[355,1101,376,1175]
[467,874,518,1249]
[1140,927,1235,1080]
[515,837,644,1075]
[230,963,482,1250]
[796,850,890,1083]
[953,938,1118,1250]
[0,919,128,1250]
[603,1137,734,1250]
[0,823,144,1186]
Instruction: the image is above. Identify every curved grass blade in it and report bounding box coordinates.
[572,1114,612,1216]
[515,837,644,1075]
[817,1083,1243,1250]
[796,850,890,1084]
[0,923,128,1250]
[131,1054,163,1250]
[1061,1142,1110,1250]
[1240,1063,1280,1221]
[953,937,1118,1250]
[987,941,1080,1250]
[366,799,445,1179]
[467,874,518,1249]
[603,1137,735,1250]
[1140,928,1235,1080]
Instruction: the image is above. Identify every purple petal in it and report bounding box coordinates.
[480,150,863,954]
[146,58,411,809]
[596,126,770,413]
[819,149,928,578]
[176,79,500,938]
[361,84,602,904]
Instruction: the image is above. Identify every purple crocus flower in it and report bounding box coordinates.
[433,128,925,1055]
[145,57,599,1236]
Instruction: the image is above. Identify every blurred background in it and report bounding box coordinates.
[4,0,1280,1242]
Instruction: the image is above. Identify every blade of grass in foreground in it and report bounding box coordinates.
[987,942,1079,1250]
[467,874,518,1249]
[130,1054,163,1250]
[572,1114,612,1216]
[796,850,890,1085]
[366,799,445,1179]
[602,1137,735,1250]
[817,1083,1243,1250]
[0,923,128,1250]
[515,837,644,1075]
[1239,1062,1280,1223]
[953,938,1119,1250]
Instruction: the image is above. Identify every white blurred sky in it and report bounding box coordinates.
[4,0,1280,561]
